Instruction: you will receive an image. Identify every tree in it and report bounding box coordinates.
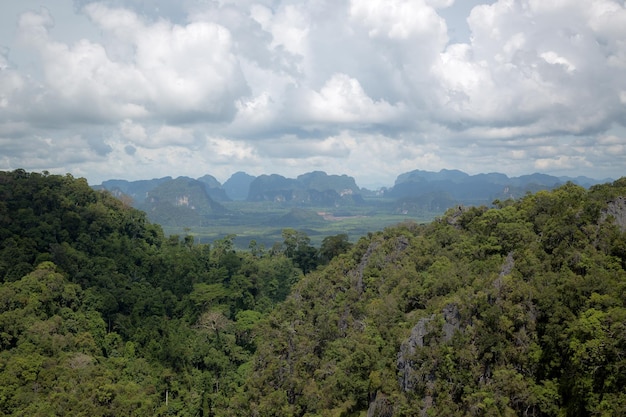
[319,233,352,264]
[281,228,319,274]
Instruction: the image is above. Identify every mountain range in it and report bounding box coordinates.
[94,169,610,226]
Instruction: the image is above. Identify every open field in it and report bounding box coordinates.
[161,199,441,249]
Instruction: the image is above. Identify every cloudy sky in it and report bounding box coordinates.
[1,0,625,188]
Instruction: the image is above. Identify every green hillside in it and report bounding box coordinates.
[1,169,625,416]
[0,170,304,415]
[236,180,626,416]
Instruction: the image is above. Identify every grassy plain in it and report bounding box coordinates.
[162,198,441,249]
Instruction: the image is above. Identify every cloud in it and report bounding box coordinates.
[205,137,258,165]
[0,133,107,169]
[291,73,406,125]
[119,119,200,149]
[16,4,249,124]
[347,0,449,99]
[349,0,447,41]
[430,0,626,142]
[1,0,625,185]
[250,4,310,58]
[540,51,576,73]
[0,59,25,113]
[256,134,354,159]
[534,156,592,171]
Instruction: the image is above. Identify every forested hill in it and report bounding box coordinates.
[1,169,626,416]
[235,179,626,416]
[0,169,311,415]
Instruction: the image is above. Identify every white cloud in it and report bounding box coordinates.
[1,0,625,185]
[206,137,258,164]
[0,133,106,169]
[120,119,199,149]
[534,155,592,171]
[349,0,447,41]
[236,92,273,120]
[15,4,249,124]
[152,125,199,149]
[431,0,626,139]
[120,119,147,143]
[540,51,576,72]
[295,73,406,124]
[425,0,455,8]
[257,134,354,159]
[0,61,25,111]
[250,4,310,58]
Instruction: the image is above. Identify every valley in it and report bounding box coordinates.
[96,168,609,248]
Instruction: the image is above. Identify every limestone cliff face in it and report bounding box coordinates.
[396,304,461,417]
[603,196,626,231]
[397,314,436,393]
[397,304,461,392]
[395,251,522,416]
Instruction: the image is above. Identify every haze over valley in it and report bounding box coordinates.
[94,168,611,247]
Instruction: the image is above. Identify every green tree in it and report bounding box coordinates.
[319,233,352,264]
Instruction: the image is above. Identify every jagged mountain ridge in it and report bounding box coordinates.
[386,169,610,204]
[96,169,609,203]
[94,169,611,226]
[95,176,173,202]
[196,174,230,201]
[247,171,363,205]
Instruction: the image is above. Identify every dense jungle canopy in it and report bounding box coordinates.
[1,169,625,416]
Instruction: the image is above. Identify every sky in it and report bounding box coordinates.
[0,0,625,188]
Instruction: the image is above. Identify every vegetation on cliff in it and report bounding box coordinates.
[1,169,625,416]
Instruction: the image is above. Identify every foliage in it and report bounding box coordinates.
[1,170,626,416]
[238,180,626,417]
[0,169,306,416]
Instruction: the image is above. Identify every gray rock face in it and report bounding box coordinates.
[367,392,394,417]
[351,241,381,296]
[604,196,626,231]
[441,304,461,343]
[351,236,410,296]
[397,314,434,392]
[397,304,462,395]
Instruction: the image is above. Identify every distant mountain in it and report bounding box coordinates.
[508,173,563,187]
[223,171,256,201]
[141,177,227,226]
[297,171,360,194]
[247,174,300,202]
[559,175,614,188]
[96,175,230,223]
[93,169,612,228]
[395,168,469,185]
[197,174,230,201]
[247,171,364,206]
[95,177,172,204]
[387,169,609,206]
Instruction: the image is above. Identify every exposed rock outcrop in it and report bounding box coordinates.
[367,392,394,417]
[397,304,462,393]
[603,196,626,231]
